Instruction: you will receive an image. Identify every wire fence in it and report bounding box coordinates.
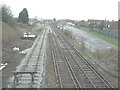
[90,28,120,39]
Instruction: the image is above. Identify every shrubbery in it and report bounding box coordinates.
[63,29,73,39]
[0,4,17,26]
[0,4,29,26]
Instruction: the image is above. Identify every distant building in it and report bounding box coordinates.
[87,19,118,31]
[87,19,104,25]
[110,21,118,31]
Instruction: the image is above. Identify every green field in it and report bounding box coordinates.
[78,27,119,46]
[89,31,119,46]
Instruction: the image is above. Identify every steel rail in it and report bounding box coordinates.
[57,33,96,88]
[48,33,61,86]
[9,30,46,88]
[51,33,81,88]
[60,31,113,88]
[51,24,113,88]
[48,33,63,88]
[50,33,78,88]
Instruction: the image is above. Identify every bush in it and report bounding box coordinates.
[63,29,72,39]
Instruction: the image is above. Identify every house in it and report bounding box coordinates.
[110,21,118,31]
[87,19,118,31]
[87,19,104,26]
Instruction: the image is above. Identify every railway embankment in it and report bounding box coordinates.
[2,21,43,88]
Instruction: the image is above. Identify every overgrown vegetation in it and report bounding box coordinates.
[65,26,118,73]
[70,35,118,73]
[63,29,73,39]
[78,27,119,46]
[0,4,32,46]
[0,4,17,26]
[85,47,118,72]
[89,31,119,46]
[1,4,29,24]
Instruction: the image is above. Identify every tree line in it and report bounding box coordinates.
[1,4,29,24]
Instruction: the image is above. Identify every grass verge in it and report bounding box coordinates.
[89,31,119,46]
[78,27,119,46]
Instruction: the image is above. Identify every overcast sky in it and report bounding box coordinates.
[1,0,119,21]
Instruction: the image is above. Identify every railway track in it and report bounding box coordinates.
[6,23,115,88]
[50,24,114,88]
[49,33,79,88]
[8,30,47,88]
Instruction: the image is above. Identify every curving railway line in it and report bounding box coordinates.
[7,23,116,89]
[49,33,80,88]
[49,24,114,88]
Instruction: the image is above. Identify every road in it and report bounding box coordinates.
[6,22,117,88]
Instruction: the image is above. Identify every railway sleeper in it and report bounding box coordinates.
[86,73,96,77]
[58,66,68,70]
[84,71,93,74]
[89,77,102,81]
[61,79,74,83]
[79,74,86,77]
[16,84,31,88]
[19,77,38,81]
[78,63,87,66]
[73,68,83,74]
[84,82,94,88]
[81,67,90,69]
[57,60,64,63]
[18,80,32,84]
[82,69,92,72]
[92,81,106,86]
[63,84,76,88]
[85,85,94,88]
[17,82,38,88]
[60,74,71,78]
